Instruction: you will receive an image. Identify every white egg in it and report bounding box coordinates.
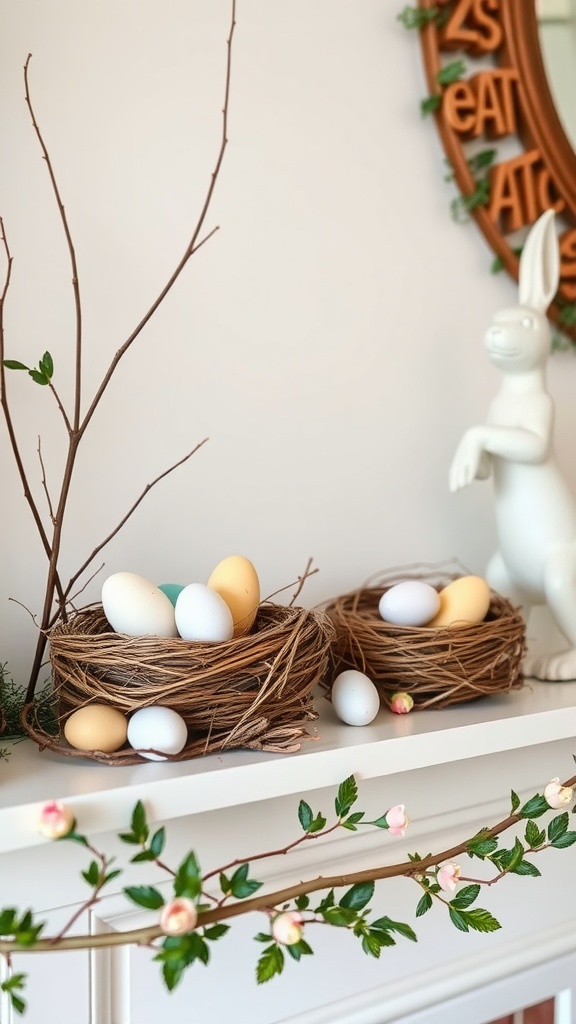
[101,572,178,637]
[175,583,234,642]
[378,581,441,627]
[331,670,380,726]
[127,706,188,761]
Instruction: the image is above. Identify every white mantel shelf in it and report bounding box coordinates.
[1,680,576,854]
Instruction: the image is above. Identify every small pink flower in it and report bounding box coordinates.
[544,778,574,810]
[271,911,303,946]
[389,692,414,715]
[437,862,461,892]
[159,898,198,936]
[38,800,75,839]
[385,804,409,836]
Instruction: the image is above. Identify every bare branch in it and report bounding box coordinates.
[24,54,82,430]
[262,560,319,606]
[37,436,56,523]
[62,438,209,601]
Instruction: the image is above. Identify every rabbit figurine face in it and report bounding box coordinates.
[484,306,551,374]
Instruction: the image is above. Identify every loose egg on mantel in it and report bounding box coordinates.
[64,704,128,753]
[175,583,234,642]
[102,572,178,638]
[378,581,441,627]
[207,555,260,637]
[331,670,381,727]
[127,706,188,761]
[428,575,491,628]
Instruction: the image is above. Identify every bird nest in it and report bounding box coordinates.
[22,602,336,765]
[324,569,526,710]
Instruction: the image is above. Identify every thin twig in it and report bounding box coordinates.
[24,54,82,431]
[37,436,56,523]
[61,438,209,602]
[48,381,72,433]
[261,559,319,606]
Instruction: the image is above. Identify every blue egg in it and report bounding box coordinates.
[158,583,185,606]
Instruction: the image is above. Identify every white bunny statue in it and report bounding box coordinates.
[449,208,576,681]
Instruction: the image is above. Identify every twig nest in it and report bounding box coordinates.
[23,602,335,765]
[324,569,526,710]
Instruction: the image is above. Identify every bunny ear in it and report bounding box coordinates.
[518,209,560,312]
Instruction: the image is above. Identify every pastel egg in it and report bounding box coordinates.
[207,555,260,637]
[158,583,185,606]
[175,583,234,642]
[378,581,441,627]
[127,706,188,761]
[64,704,128,753]
[427,575,491,628]
[331,670,380,727]
[102,572,178,638]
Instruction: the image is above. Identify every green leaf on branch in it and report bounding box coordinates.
[131,801,149,844]
[510,790,520,813]
[371,916,417,943]
[321,906,358,927]
[229,863,263,900]
[449,906,501,934]
[416,892,433,917]
[203,923,229,942]
[525,819,545,849]
[450,885,480,911]
[286,938,313,962]
[551,831,576,849]
[0,908,18,934]
[28,369,49,386]
[1,974,27,1017]
[82,860,101,887]
[39,351,54,379]
[548,812,569,843]
[150,827,166,858]
[492,837,525,873]
[124,885,164,910]
[335,776,358,818]
[519,794,550,819]
[315,890,335,914]
[339,881,374,911]
[298,801,326,834]
[361,928,395,957]
[513,859,541,877]
[295,895,310,911]
[256,943,284,983]
[155,933,209,992]
[467,828,498,859]
[2,359,29,371]
[174,851,202,900]
[341,810,365,831]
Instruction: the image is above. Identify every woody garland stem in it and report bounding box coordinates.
[1,773,574,957]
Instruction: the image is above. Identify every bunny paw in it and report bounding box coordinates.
[524,650,576,682]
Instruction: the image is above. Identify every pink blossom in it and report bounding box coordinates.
[385,804,409,836]
[38,800,75,839]
[271,911,303,946]
[389,692,414,715]
[159,898,198,936]
[544,778,574,810]
[437,862,461,892]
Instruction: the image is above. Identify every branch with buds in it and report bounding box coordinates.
[1,771,575,1016]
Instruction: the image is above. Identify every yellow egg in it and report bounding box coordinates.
[427,575,491,628]
[64,704,128,753]
[207,555,260,637]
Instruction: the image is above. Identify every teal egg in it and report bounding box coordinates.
[158,583,185,606]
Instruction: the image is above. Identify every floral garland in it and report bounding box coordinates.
[0,772,574,1016]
